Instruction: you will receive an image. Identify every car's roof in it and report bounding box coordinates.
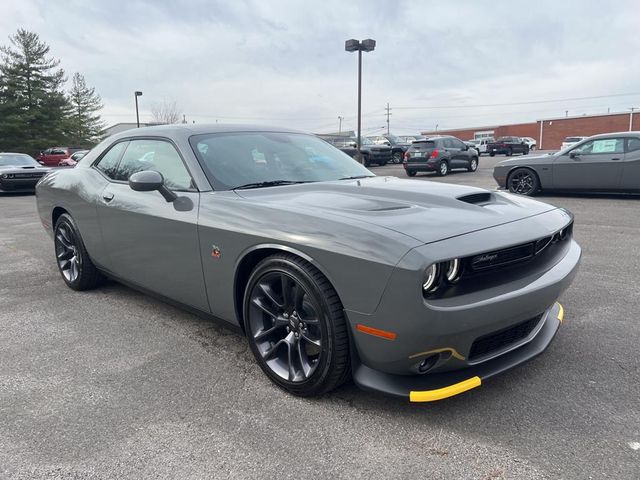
[577,131,640,140]
[114,123,308,137]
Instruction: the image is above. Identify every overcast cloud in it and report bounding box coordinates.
[1,0,639,135]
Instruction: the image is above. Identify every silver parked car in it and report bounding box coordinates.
[36,125,580,402]
[493,132,640,195]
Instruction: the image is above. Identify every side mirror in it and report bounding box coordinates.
[569,151,578,159]
[38,161,45,165]
[128,170,177,202]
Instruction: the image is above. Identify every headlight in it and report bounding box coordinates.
[445,258,461,283]
[423,258,462,295]
[1,174,7,179]
[422,264,439,292]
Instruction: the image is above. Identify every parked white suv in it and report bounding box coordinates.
[561,136,587,150]
[468,138,494,155]
[521,137,537,150]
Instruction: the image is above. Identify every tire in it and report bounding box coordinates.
[406,170,417,177]
[506,148,513,156]
[54,213,102,290]
[468,157,478,172]
[392,152,403,164]
[362,155,371,167]
[530,146,536,151]
[243,253,350,397]
[379,160,388,166]
[437,160,449,176]
[490,151,495,157]
[523,147,530,155]
[507,168,540,196]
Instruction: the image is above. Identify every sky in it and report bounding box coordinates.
[1,0,639,136]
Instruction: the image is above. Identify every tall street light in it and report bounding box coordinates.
[345,38,376,163]
[134,91,143,128]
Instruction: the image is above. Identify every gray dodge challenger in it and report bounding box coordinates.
[36,125,581,402]
[493,131,640,195]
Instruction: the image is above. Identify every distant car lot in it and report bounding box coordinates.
[0,154,638,478]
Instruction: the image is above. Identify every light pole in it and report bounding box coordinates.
[134,91,143,128]
[338,115,344,135]
[630,107,637,131]
[345,38,376,163]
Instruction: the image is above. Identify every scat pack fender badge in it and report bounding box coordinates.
[211,245,222,259]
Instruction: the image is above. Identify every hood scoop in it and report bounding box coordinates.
[457,192,493,206]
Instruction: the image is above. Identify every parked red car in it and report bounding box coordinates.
[36,147,83,166]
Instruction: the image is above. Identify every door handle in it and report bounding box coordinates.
[102,192,114,202]
[611,158,621,161]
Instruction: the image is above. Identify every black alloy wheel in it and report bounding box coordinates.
[508,168,540,196]
[54,213,102,290]
[406,170,417,177]
[392,152,403,164]
[243,254,350,396]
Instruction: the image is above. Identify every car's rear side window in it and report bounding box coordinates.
[627,138,640,153]
[410,141,436,150]
[95,142,128,179]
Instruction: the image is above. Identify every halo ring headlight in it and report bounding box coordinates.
[445,258,461,283]
[422,264,439,292]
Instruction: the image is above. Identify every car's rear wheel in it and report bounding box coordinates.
[54,213,102,290]
[406,170,416,177]
[490,151,495,157]
[437,160,449,176]
[468,157,478,172]
[506,148,513,156]
[392,152,403,164]
[243,254,350,397]
[507,168,540,196]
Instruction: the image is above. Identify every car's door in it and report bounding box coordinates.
[443,138,462,167]
[620,137,640,191]
[552,137,625,190]
[452,138,472,167]
[95,138,209,311]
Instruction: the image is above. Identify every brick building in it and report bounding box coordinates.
[421,111,639,150]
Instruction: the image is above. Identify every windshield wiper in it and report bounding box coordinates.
[338,175,375,180]
[233,180,310,190]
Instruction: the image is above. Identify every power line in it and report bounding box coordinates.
[393,92,640,110]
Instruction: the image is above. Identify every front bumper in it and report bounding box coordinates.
[352,302,564,402]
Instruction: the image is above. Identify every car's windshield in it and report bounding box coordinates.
[564,137,583,142]
[0,154,39,167]
[190,132,374,190]
[360,137,374,146]
[386,134,403,144]
[496,137,510,142]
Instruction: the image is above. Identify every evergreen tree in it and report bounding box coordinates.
[67,72,105,146]
[0,29,69,153]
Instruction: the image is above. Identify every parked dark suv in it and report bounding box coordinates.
[403,136,479,177]
[487,137,529,156]
[368,134,411,163]
[335,137,392,166]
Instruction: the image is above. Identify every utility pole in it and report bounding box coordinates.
[385,103,392,135]
[629,107,636,131]
[565,110,568,117]
[182,114,187,124]
[338,116,344,135]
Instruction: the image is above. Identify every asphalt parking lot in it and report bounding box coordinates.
[1,154,639,479]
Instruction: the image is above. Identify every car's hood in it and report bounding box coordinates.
[0,165,51,172]
[234,176,557,244]
[495,153,557,168]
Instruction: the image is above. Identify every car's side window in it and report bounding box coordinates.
[94,142,128,179]
[572,138,624,155]
[627,138,640,153]
[443,138,454,148]
[113,139,193,190]
[452,138,466,149]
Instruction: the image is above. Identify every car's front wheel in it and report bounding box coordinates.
[406,169,416,177]
[468,157,478,172]
[243,254,350,397]
[54,213,102,290]
[508,168,540,196]
[392,152,403,164]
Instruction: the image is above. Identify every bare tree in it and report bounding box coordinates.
[150,100,181,124]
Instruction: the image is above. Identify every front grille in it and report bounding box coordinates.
[470,243,534,271]
[13,173,43,179]
[469,315,541,361]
